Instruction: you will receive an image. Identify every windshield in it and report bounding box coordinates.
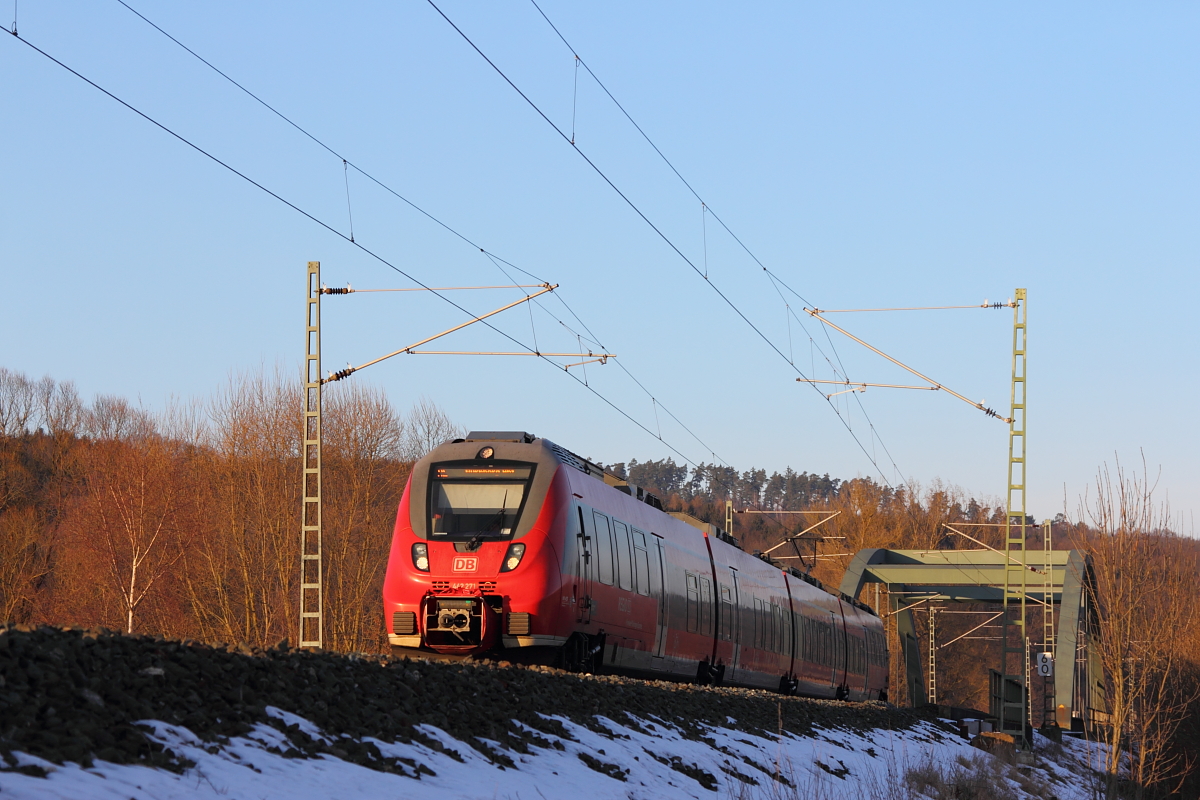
[428,462,535,540]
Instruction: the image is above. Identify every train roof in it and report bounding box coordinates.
[458,431,876,617]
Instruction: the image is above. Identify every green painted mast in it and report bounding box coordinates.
[1001,288,1028,749]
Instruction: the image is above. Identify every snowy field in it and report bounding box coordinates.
[0,708,1106,800]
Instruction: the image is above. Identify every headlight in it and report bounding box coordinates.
[499,542,526,573]
[411,542,429,572]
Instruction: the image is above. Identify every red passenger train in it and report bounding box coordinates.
[382,432,888,700]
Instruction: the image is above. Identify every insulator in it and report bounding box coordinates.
[321,287,351,295]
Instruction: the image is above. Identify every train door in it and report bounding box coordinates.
[836,602,849,694]
[652,534,667,658]
[728,568,742,680]
[828,611,839,689]
[575,506,592,624]
[860,624,871,695]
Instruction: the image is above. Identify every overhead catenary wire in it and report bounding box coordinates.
[428,0,898,488]
[111,0,909,506]
[107,0,742,477]
[3,29,733,481]
[526,0,918,487]
[13,22,882,541]
[530,1,902,424]
[109,0,545,276]
[526,0,911,472]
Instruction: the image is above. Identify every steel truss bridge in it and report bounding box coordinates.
[839,548,1106,735]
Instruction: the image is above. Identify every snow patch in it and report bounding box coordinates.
[0,712,1107,800]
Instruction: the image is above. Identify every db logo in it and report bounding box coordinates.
[452,557,478,573]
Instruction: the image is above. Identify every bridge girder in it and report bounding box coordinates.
[838,548,1102,729]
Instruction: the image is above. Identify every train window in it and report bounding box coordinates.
[593,512,614,586]
[632,530,651,597]
[699,578,713,636]
[612,521,633,592]
[783,610,793,658]
[428,461,534,540]
[685,573,699,633]
[754,599,763,649]
[719,586,732,640]
[752,599,760,648]
[762,602,773,653]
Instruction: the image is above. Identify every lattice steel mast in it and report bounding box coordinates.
[299,261,324,648]
[1001,288,1028,749]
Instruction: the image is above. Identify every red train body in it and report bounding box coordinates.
[382,432,888,700]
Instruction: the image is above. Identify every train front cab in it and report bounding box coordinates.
[382,435,573,658]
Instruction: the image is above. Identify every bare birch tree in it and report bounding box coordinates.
[82,434,187,633]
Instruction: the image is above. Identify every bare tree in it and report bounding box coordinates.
[38,378,84,440]
[403,396,464,461]
[0,506,51,624]
[0,368,38,436]
[322,382,407,652]
[183,366,301,647]
[85,395,155,442]
[1077,457,1199,798]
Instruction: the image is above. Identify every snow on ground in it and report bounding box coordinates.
[0,711,1107,800]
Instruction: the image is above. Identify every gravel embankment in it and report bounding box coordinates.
[0,624,937,778]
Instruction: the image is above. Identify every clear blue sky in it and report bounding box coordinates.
[3,2,1197,527]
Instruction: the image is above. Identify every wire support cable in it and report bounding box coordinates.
[3,28,729,479]
[429,0,896,487]
[321,284,549,294]
[342,159,355,242]
[813,302,1016,313]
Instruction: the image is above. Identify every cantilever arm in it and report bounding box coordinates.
[802,309,1011,423]
[323,285,557,383]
